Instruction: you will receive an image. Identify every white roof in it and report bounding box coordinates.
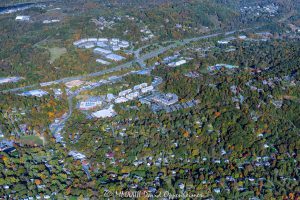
[92,105,116,118]
[133,83,147,90]
[96,59,111,65]
[87,38,98,42]
[98,38,109,42]
[16,15,30,20]
[0,77,21,84]
[94,48,112,55]
[119,89,132,96]
[105,53,125,61]
[115,97,129,104]
[141,85,154,93]
[175,60,187,66]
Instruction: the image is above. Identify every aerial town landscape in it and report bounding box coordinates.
[0,0,299,199]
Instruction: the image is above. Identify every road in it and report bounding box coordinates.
[1,28,256,94]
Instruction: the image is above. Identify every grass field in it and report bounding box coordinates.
[20,135,44,146]
[48,47,67,64]
[34,39,67,64]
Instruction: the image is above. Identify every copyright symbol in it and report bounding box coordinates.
[104,190,113,197]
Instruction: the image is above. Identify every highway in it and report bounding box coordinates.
[1,28,254,94]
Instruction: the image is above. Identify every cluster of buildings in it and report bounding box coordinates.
[73,37,130,64]
[217,35,250,45]
[152,93,179,106]
[15,16,60,24]
[218,33,274,46]
[73,38,130,50]
[19,89,48,97]
[78,93,116,110]
[162,54,191,68]
[77,79,159,118]
[208,64,239,72]
[139,92,178,111]
[163,100,199,113]
[0,77,22,84]
[240,3,279,17]
[115,83,154,104]
[91,16,118,31]
[139,92,198,113]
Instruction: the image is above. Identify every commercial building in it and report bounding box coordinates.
[134,83,148,90]
[106,93,115,102]
[111,38,120,43]
[42,19,60,24]
[112,46,121,51]
[78,42,95,49]
[19,89,49,97]
[0,77,22,84]
[15,15,30,21]
[98,38,109,42]
[105,53,125,62]
[126,91,139,100]
[92,105,116,118]
[87,38,98,42]
[141,86,154,93]
[96,41,108,48]
[152,93,178,106]
[119,41,130,48]
[115,97,129,104]
[208,64,239,71]
[79,97,102,110]
[96,59,111,65]
[119,89,132,96]
[73,39,87,46]
[168,59,187,67]
[93,48,112,55]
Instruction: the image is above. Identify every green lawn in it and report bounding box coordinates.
[20,135,44,146]
[48,47,67,64]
